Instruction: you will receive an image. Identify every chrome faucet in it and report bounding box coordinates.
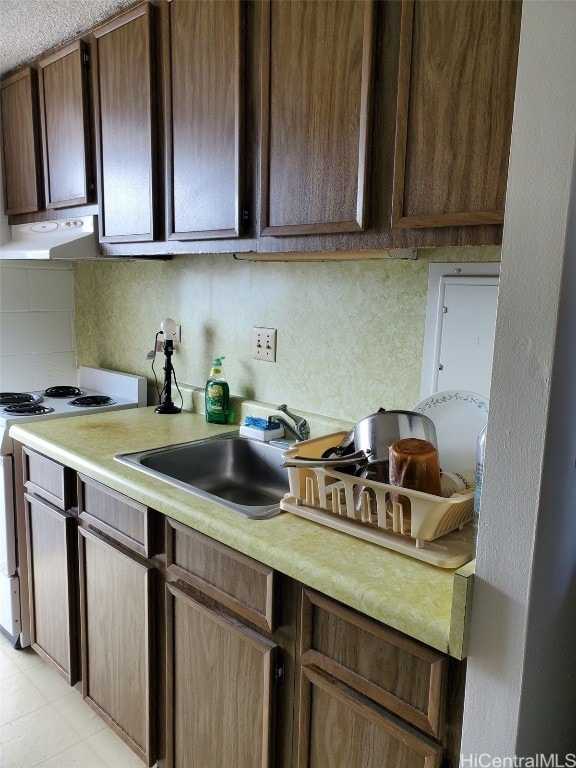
[275,404,310,442]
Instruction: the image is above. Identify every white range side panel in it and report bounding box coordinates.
[0,455,20,636]
[0,456,16,575]
[0,573,21,636]
[420,263,500,400]
[78,367,147,406]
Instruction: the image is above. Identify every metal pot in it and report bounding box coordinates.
[283,408,437,482]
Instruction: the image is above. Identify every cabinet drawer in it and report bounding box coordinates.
[23,447,75,510]
[78,474,156,558]
[166,519,276,632]
[299,589,447,737]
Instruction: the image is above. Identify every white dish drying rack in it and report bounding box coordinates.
[281,432,475,568]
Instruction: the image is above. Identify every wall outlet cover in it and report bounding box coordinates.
[252,327,277,362]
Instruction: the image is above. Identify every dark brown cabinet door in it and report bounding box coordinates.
[0,67,43,215]
[38,40,93,209]
[297,666,443,768]
[164,0,243,240]
[259,0,374,236]
[92,3,158,242]
[24,493,79,685]
[78,527,156,766]
[392,0,522,228]
[165,583,278,768]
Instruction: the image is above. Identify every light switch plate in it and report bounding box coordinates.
[252,327,277,362]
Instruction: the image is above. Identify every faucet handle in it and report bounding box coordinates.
[276,403,299,423]
[276,404,310,440]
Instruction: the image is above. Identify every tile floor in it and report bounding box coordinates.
[0,632,146,768]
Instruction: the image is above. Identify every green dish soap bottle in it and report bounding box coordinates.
[205,356,230,424]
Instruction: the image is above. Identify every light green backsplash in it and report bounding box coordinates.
[74,247,499,422]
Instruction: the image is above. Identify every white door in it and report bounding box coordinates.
[436,277,499,397]
[420,265,500,400]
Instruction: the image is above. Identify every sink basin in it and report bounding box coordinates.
[114,432,290,518]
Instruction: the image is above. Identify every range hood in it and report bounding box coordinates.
[0,216,99,260]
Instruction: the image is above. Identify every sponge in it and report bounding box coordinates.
[239,416,285,442]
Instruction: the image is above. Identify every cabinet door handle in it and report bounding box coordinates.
[274,656,285,686]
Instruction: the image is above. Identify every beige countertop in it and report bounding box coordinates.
[10,405,474,659]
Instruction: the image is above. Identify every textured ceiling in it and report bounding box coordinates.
[0,0,135,76]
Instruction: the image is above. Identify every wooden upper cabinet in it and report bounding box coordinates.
[259,0,374,236]
[163,0,243,241]
[392,0,522,229]
[92,3,158,242]
[0,67,43,215]
[38,41,94,209]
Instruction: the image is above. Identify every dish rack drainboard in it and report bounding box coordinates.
[281,432,474,568]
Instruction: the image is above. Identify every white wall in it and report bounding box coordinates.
[0,261,77,391]
[516,145,576,756]
[461,0,576,760]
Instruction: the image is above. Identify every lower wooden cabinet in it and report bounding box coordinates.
[298,665,442,768]
[78,472,157,558]
[23,446,75,511]
[17,446,465,768]
[164,519,295,768]
[295,589,460,768]
[78,527,157,766]
[165,519,277,632]
[24,492,79,684]
[298,589,447,737]
[165,583,279,768]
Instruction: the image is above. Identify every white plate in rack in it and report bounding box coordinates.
[413,389,489,474]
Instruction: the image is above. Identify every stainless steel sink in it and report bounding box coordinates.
[114,432,289,519]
